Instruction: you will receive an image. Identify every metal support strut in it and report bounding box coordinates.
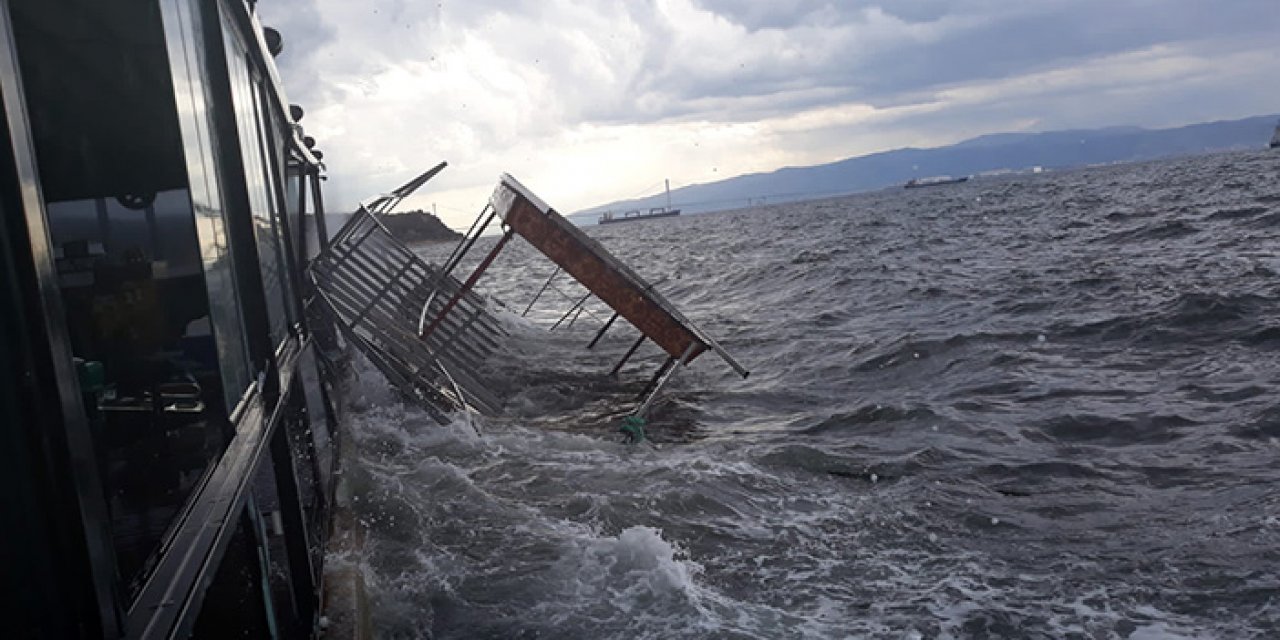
[523,266,561,317]
[420,228,514,341]
[550,291,594,331]
[609,334,647,377]
[587,312,620,349]
[621,342,699,444]
[634,342,697,418]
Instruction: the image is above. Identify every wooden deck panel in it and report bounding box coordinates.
[491,176,710,361]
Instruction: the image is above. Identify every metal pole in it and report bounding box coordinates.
[296,168,309,263]
[587,312,619,349]
[550,290,593,331]
[633,341,698,418]
[418,206,497,334]
[442,205,496,278]
[444,207,486,267]
[637,356,676,400]
[697,333,751,379]
[522,266,561,317]
[420,228,514,341]
[566,305,586,329]
[609,334,647,377]
[310,172,329,250]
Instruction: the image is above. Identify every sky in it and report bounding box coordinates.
[257,0,1280,229]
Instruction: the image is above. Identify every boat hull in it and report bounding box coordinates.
[904,176,969,189]
[598,209,681,224]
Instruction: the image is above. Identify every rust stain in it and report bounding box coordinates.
[502,195,709,361]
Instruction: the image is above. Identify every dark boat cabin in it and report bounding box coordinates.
[1,0,341,637]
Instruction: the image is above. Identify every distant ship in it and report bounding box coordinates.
[1270,121,1280,149]
[600,179,682,224]
[904,175,970,189]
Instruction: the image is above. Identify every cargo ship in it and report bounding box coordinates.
[904,175,970,188]
[598,179,681,224]
[2,0,350,636]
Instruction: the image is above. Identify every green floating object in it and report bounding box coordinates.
[619,415,647,444]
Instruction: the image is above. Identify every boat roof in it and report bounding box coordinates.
[492,175,747,376]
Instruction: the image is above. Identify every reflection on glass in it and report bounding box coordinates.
[224,17,293,348]
[11,0,250,602]
[167,0,253,408]
[47,191,233,600]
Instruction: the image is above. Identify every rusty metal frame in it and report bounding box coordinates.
[311,167,749,429]
[633,341,699,419]
[491,174,749,379]
[308,206,508,419]
[419,227,514,341]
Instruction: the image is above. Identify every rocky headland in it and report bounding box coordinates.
[376,210,462,245]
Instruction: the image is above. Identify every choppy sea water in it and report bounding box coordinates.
[332,150,1280,639]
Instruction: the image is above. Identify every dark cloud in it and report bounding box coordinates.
[249,0,1280,216]
[260,0,1279,127]
[622,0,1280,124]
[843,0,1277,97]
[691,0,952,30]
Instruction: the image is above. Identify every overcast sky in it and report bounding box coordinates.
[257,0,1280,228]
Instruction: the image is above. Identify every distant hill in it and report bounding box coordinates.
[376,209,462,244]
[572,114,1279,222]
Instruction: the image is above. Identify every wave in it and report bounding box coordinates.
[1205,205,1270,221]
[1049,291,1276,346]
[1024,412,1195,445]
[1098,219,1200,243]
[344,150,1280,637]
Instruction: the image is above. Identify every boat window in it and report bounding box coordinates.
[260,86,304,274]
[9,0,245,602]
[288,163,321,262]
[165,0,255,410]
[223,16,294,348]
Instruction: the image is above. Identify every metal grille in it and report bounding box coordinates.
[307,208,508,421]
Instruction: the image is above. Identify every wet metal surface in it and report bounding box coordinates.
[491,175,747,378]
[308,208,508,419]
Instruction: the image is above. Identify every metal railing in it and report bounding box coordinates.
[307,207,508,422]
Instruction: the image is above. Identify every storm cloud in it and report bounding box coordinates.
[256,0,1280,226]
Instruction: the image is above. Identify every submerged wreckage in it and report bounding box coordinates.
[309,164,749,440]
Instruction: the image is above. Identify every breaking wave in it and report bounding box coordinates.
[338,150,1280,638]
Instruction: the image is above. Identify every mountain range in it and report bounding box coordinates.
[571,114,1279,222]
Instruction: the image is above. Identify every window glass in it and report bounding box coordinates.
[286,165,308,259]
[254,78,300,324]
[261,93,304,274]
[167,0,253,407]
[223,19,293,348]
[11,0,247,601]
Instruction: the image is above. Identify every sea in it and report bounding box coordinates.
[330,149,1280,639]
